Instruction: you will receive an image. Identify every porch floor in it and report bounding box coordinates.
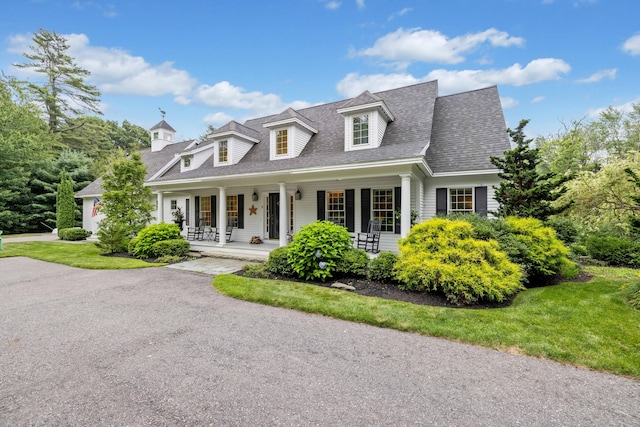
[187,239,279,262]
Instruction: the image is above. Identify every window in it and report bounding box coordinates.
[170,200,177,210]
[165,133,173,141]
[153,131,159,139]
[184,156,192,167]
[372,189,394,232]
[219,140,228,163]
[200,196,211,226]
[450,188,473,212]
[276,129,288,155]
[353,115,369,145]
[327,191,345,226]
[227,195,238,227]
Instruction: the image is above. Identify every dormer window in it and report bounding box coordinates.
[219,140,228,163]
[353,115,369,145]
[276,129,288,156]
[165,133,173,141]
[183,156,192,167]
[153,131,159,139]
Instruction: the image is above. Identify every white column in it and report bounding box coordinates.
[279,183,288,247]
[400,174,411,238]
[157,191,164,223]
[218,187,227,247]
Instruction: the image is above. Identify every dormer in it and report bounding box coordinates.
[336,90,394,152]
[262,108,318,161]
[209,121,260,166]
[180,141,215,172]
[150,120,177,152]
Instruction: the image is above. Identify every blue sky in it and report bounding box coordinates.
[1,0,639,141]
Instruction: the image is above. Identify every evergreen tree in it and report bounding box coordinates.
[96,152,154,252]
[56,170,76,230]
[491,119,573,221]
[14,28,101,133]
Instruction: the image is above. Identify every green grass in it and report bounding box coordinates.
[213,267,640,379]
[0,241,160,269]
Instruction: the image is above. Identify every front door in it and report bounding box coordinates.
[268,193,280,239]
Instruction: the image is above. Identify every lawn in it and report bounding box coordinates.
[0,241,159,269]
[213,267,640,379]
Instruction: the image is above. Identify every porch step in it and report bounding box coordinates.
[196,247,270,263]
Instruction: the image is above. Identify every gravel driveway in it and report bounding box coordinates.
[1,257,638,426]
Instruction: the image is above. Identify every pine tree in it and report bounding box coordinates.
[491,119,573,221]
[14,28,101,133]
[55,170,76,230]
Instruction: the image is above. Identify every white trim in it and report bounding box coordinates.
[432,169,501,177]
[263,117,318,134]
[181,142,216,156]
[211,131,259,144]
[149,155,181,180]
[337,100,395,122]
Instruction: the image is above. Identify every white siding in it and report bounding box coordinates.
[375,111,387,148]
[423,174,501,219]
[293,126,313,157]
[232,139,254,165]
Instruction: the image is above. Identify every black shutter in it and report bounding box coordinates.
[360,188,370,232]
[394,187,401,234]
[238,194,244,229]
[185,198,190,226]
[436,188,447,216]
[211,195,217,227]
[317,191,325,220]
[345,189,355,232]
[195,196,200,225]
[475,186,488,217]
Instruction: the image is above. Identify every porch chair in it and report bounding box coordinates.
[214,225,234,242]
[356,219,382,253]
[202,226,216,241]
[186,227,200,241]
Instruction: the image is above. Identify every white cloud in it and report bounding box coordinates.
[324,1,341,10]
[575,68,617,84]
[355,27,524,65]
[356,0,365,9]
[388,7,412,20]
[500,97,518,108]
[190,81,312,117]
[622,34,640,56]
[336,58,571,97]
[587,96,640,118]
[8,32,196,99]
[203,112,234,125]
[531,96,546,104]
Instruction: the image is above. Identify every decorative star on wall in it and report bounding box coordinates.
[249,204,257,215]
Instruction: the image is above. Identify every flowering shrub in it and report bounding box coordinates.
[287,220,353,281]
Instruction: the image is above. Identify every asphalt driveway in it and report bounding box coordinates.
[1,257,639,426]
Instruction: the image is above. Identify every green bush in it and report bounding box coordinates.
[504,217,576,286]
[586,236,640,267]
[287,220,353,281]
[335,247,369,278]
[58,227,91,241]
[267,246,294,276]
[244,263,271,279]
[395,218,523,305]
[151,239,190,258]
[622,282,640,310]
[95,221,131,254]
[129,222,183,259]
[368,251,399,283]
[544,216,579,244]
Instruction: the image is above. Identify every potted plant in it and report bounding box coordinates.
[172,207,185,231]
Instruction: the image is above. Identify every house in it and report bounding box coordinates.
[76,80,509,253]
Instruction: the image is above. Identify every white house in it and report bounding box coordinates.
[76,80,509,253]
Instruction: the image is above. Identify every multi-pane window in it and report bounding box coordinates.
[219,140,228,163]
[153,131,159,139]
[165,133,173,141]
[276,129,288,155]
[184,156,192,167]
[327,191,345,226]
[170,200,177,210]
[353,115,369,145]
[227,195,239,227]
[450,188,473,212]
[372,189,394,232]
[200,196,211,226]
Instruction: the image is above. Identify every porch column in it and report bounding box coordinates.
[400,174,411,238]
[218,186,227,247]
[279,183,288,247]
[157,191,164,223]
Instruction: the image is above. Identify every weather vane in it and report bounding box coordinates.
[158,107,166,120]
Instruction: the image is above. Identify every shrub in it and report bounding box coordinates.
[287,220,353,281]
[267,246,294,276]
[622,282,640,310]
[58,227,91,241]
[335,247,369,278]
[368,251,399,283]
[95,221,131,254]
[545,216,579,244]
[585,236,640,267]
[129,223,183,259]
[395,218,523,305]
[156,255,183,264]
[504,217,576,286]
[244,263,271,279]
[152,239,190,258]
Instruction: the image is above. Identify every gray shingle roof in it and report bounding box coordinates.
[339,90,383,109]
[150,120,176,132]
[264,107,316,131]
[427,86,509,173]
[210,120,261,141]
